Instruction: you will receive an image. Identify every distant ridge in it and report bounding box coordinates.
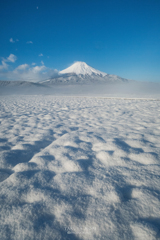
[0,80,45,87]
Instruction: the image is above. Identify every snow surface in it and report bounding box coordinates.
[59,62,107,76]
[0,95,160,240]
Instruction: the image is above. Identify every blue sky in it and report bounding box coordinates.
[0,0,160,82]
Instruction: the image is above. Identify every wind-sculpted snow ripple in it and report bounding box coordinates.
[0,95,160,240]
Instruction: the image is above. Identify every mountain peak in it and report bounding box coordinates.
[60,61,107,76]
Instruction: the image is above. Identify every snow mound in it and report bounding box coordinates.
[60,61,107,76]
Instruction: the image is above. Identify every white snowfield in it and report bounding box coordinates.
[0,95,160,240]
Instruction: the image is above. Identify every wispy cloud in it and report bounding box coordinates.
[0,63,58,82]
[15,64,29,71]
[39,53,43,57]
[0,54,17,65]
[26,41,33,44]
[13,65,58,81]
[0,61,8,70]
[10,38,15,43]
[0,54,17,71]
[7,54,17,63]
[0,54,58,82]
[10,38,19,43]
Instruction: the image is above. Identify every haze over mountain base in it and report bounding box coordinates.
[0,81,160,99]
[0,62,160,98]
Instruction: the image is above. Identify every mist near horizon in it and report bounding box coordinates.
[1,61,160,99]
[0,81,160,100]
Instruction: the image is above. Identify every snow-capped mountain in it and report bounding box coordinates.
[44,61,129,85]
[59,61,107,76]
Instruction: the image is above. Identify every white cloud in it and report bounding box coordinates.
[0,63,59,82]
[32,65,46,73]
[39,53,43,57]
[26,41,33,44]
[7,54,17,63]
[0,54,58,81]
[0,54,17,71]
[10,38,15,43]
[0,61,8,70]
[10,38,19,42]
[15,64,29,71]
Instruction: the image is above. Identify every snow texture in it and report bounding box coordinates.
[0,95,160,240]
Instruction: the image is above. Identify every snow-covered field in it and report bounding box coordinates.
[0,95,160,240]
